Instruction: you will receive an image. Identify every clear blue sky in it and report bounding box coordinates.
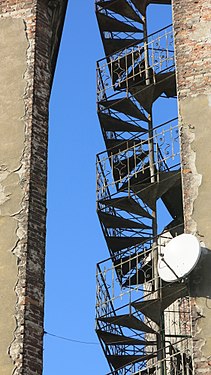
[43,2,174,374]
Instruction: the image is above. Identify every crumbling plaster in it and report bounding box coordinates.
[0,18,28,374]
[0,1,68,374]
[173,0,211,370]
[179,95,211,371]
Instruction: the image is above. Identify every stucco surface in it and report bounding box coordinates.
[180,95,211,247]
[180,94,211,367]
[0,18,28,373]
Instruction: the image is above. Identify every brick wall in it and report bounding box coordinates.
[0,1,67,374]
[172,0,211,99]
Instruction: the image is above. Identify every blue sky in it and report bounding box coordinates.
[43,2,174,374]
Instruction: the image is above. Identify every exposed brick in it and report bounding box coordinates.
[173,0,211,374]
[0,1,67,374]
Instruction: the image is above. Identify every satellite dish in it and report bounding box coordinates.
[158,234,201,282]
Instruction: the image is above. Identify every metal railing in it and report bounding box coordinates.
[96,244,155,316]
[95,0,143,27]
[105,340,193,375]
[96,120,179,201]
[96,229,186,317]
[97,25,174,102]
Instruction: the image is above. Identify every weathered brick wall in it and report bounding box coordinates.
[172,0,211,373]
[0,1,67,374]
[172,0,211,99]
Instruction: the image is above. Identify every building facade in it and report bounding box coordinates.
[0,1,67,374]
[95,0,211,374]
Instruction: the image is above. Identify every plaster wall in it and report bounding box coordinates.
[0,18,28,374]
[0,1,68,374]
[172,0,211,372]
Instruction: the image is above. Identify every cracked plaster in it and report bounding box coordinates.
[0,18,28,374]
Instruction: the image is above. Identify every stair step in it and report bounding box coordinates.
[103,37,142,56]
[150,0,171,4]
[98,211,150,230]
[97,0,142,23]
[131,0,171,16]
[156,72,176,98]
[97,12,141,33]
[96,330,156,346]
[129,72,176,111]
[162,178,183,219]
[132,299,161,324]
[130,84,155,113]
[132,283,188,324]
[130,0,148,14]
[97,314,156,333]
[99,196,153,219]
[99,98,148,122]
[165,217,184,237]
[107,353,156,370]
[98,112,147,133]
[130,171,181,210]
[105,138,143,154]
[106,236,152,252]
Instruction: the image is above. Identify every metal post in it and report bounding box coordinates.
[143,14,166,375]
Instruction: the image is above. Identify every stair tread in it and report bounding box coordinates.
[130,170,181,210]
[130,0,148,14]
[98,313,156,333]
[98,211,150,229]
[98,112,147,133]
[106,236,152,252]
[132,283,188,324]
[99,196,153,219]
[103,37,142,56]
[131,0,171,16]
[105,138,144,153]
[129,72,176,110]
[162,178,183,219]
[99,98,148,122]
[97,0,142,23]
[96,329,156,346]
[97,12,141,33]
[107,353,156,370]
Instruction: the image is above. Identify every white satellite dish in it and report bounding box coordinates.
[158,233,201,282]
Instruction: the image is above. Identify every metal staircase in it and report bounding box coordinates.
[95,1,193,374]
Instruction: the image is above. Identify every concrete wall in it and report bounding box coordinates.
[0,1,67,374]
[172,0,211,373]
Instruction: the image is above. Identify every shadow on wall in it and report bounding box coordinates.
[189,247,211,299]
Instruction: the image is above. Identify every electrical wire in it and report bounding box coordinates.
[44,331,99,345]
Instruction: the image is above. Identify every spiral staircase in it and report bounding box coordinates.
[95,1,194,374]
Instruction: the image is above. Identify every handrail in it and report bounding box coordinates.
[97,24,173,62]
[96,116,178,157]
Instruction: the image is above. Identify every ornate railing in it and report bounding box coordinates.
[96,245,155,315]
[96,229,183,317]
[96,119,179,201]
[97,25,174,102]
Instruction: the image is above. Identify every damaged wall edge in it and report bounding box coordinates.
[172,0,211,372]
[0,1,68,374]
